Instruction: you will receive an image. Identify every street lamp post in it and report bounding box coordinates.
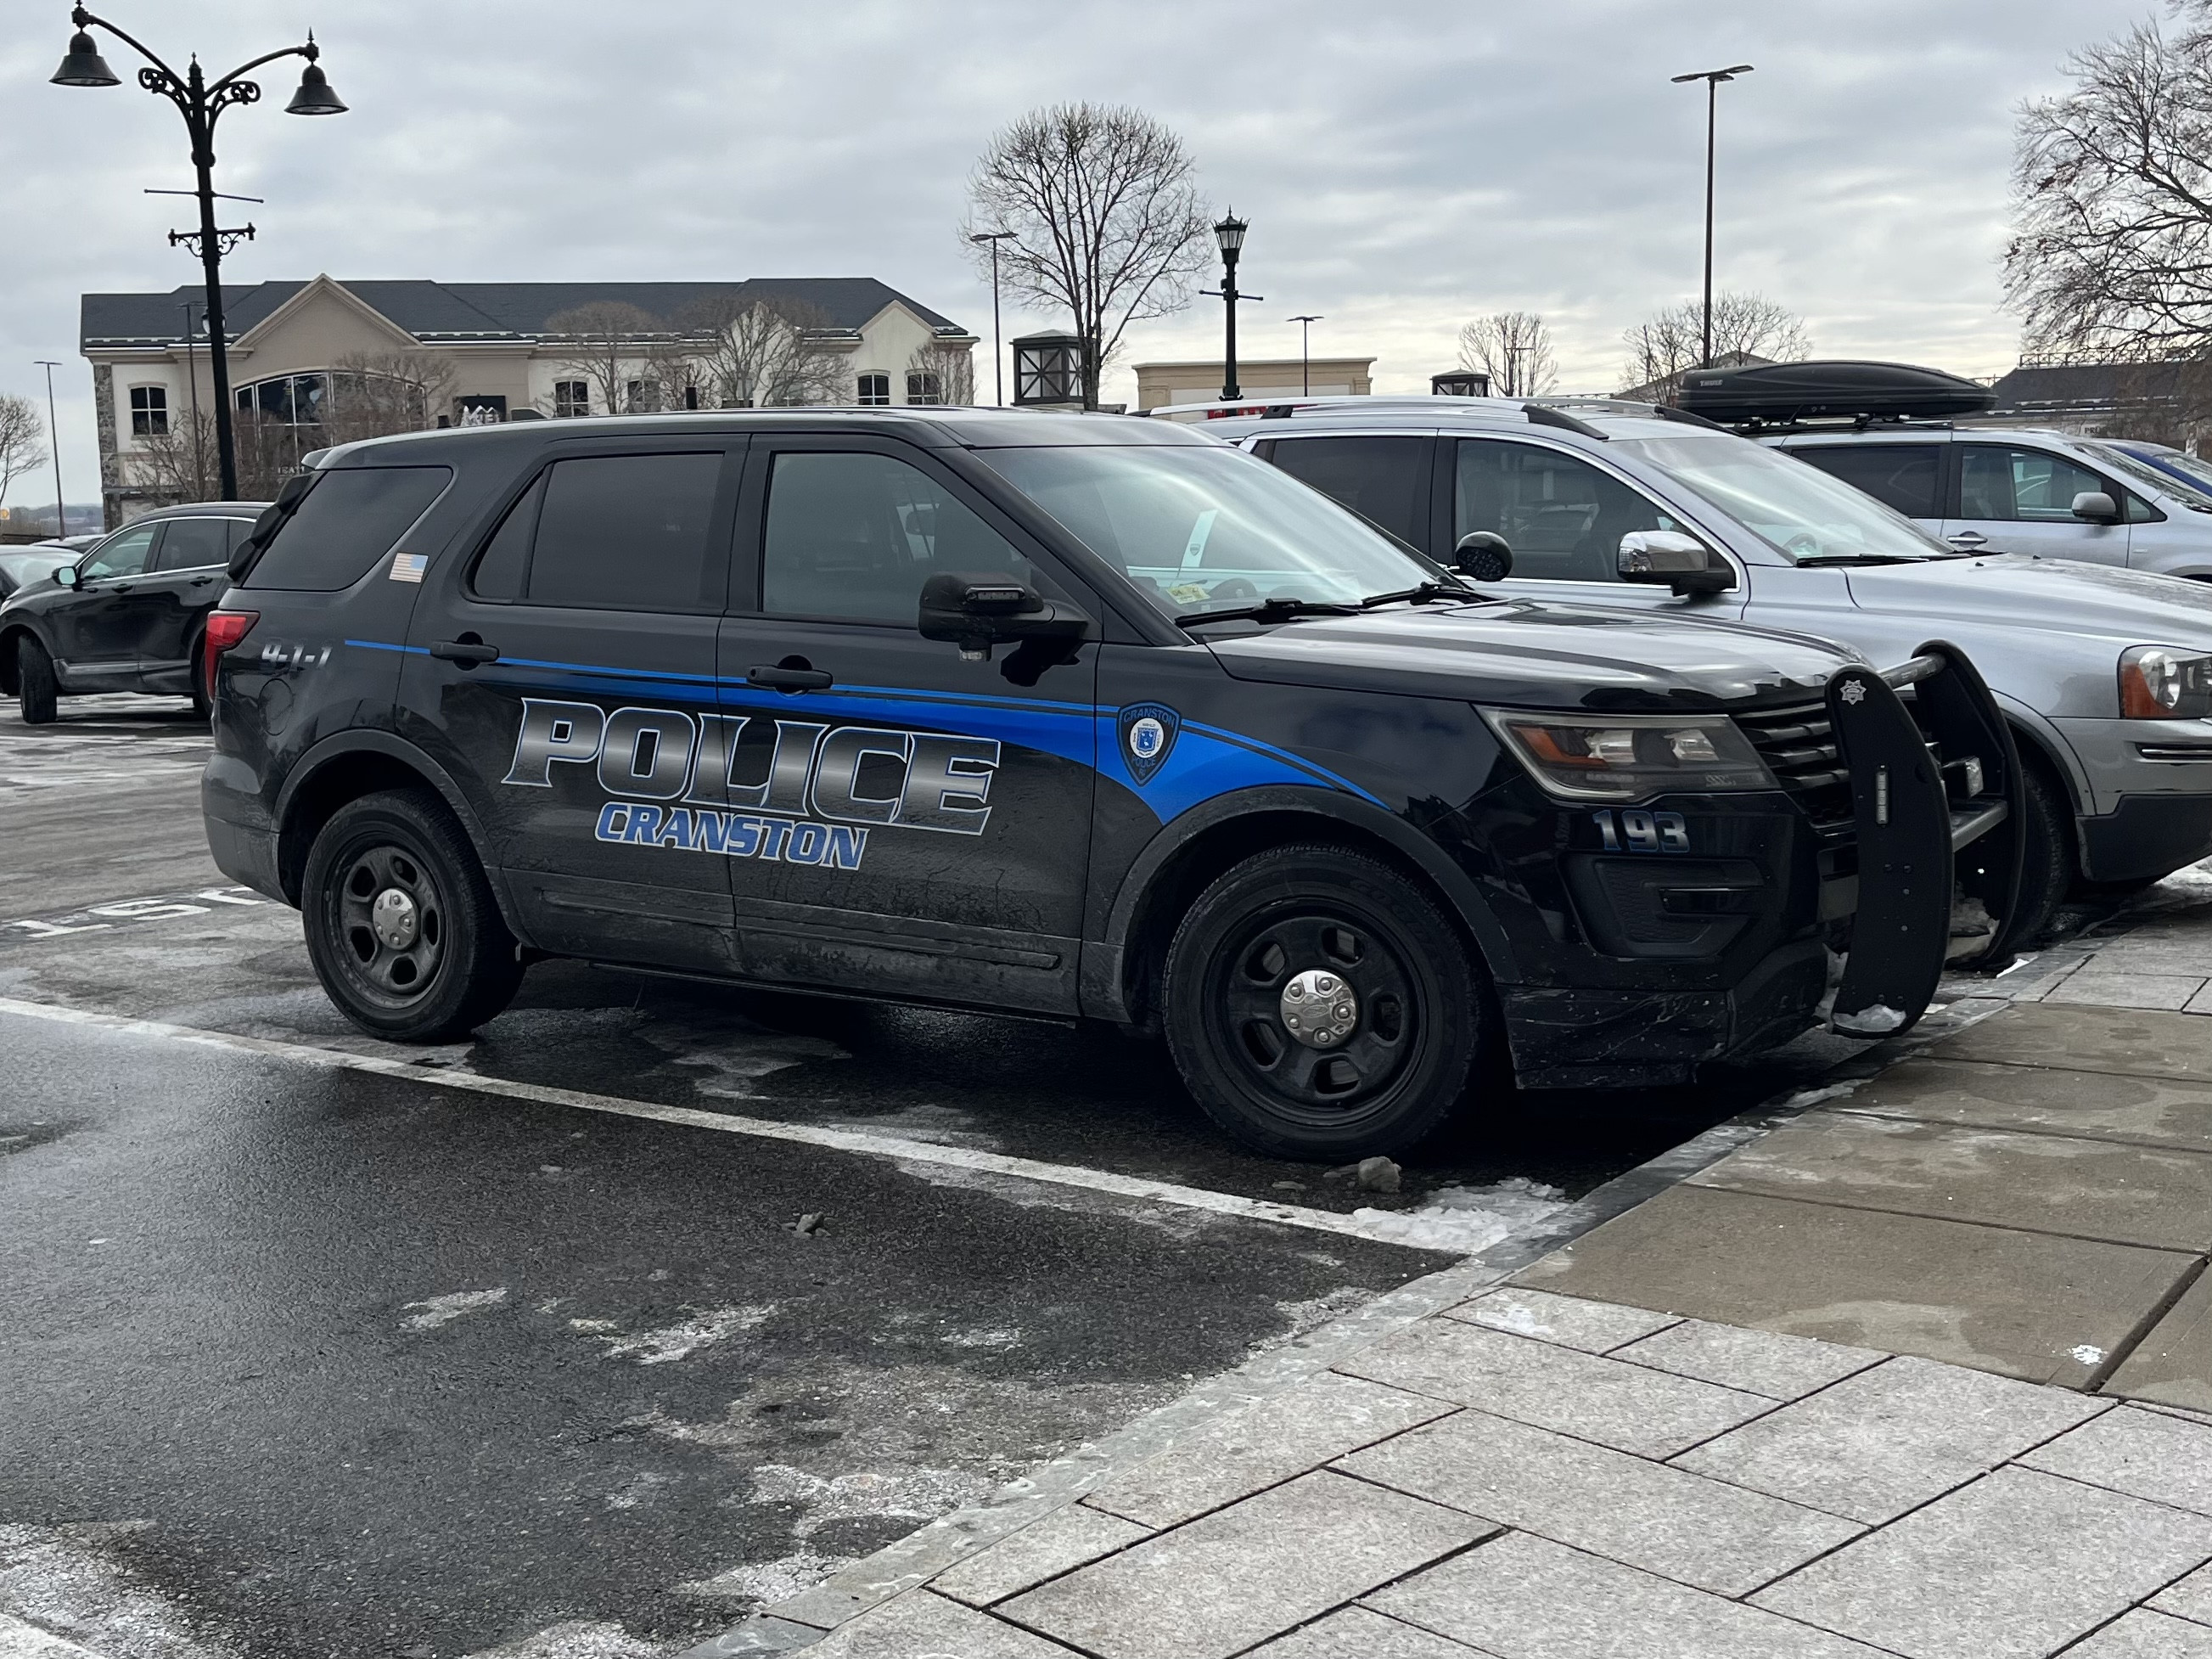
[1202,214,1263,402]
[33,362,65,540]
[1287,315,1322,396]
[1670,63,1754,370]
[968,231,1017,407]
[182,300,206,499]
[53,7,345,501]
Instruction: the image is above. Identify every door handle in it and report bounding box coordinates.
[747,663,833,691]
[189,575,216,587]
[110,582,134,593]
[430,638,501,667]
[1945,532,1988,548]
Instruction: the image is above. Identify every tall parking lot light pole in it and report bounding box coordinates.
[1204,214,1263,401]
[969,231,1017,406]
[52,7,346,501]
[1670,63,1754,370]
[1288,314,1322,395]
[35,362,65,539]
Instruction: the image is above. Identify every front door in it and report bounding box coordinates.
[57,520,163,686]
[401,439,744,975]
[1945,442,2130,564]
[714,436,1100,1015]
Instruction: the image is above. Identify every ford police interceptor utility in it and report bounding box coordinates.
[199,408,2018,1160]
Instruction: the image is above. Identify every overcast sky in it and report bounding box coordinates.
[0,0,2151,509]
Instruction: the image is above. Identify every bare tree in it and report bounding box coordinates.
[677,295,848,408]
[322,349,458,445]
[903,339,978,406]
[542,301,676,416]
[1457,312,1558,397]
[963,102,1212,409]
[1618,292,1812,397]
[0,393,43,510]
[2006,12,2212,361]
[137,408,298,502]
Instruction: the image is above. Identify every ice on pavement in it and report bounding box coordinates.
[1350,1175,1567,1254]
[1831,1003,1908,1037]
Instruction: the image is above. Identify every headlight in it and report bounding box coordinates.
[2120,646,2212,719]
[1480,708,1777,801]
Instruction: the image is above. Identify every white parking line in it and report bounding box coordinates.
[0,995,1448,1253]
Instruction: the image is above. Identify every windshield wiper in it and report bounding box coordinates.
[1790,553,1929,567]
[1175,596,1362,627]
[1358,580,1477,607]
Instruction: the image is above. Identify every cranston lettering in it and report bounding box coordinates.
[503,698,1002,835]
[593,803,867,869]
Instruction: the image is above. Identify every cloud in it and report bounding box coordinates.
[0,0,2147,496]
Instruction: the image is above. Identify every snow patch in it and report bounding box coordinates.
[458,1619,671,1659]
[1350,1177,1568,1256]
[2071,1344,2107,1367]
[399,1287,508,1332]
[743,1463,994,1539]
[595,1304,776,1364]
[939,1327,1023,1350]
[1832,1004,1909,1037]
[676,1549,854,1605]
[0,1522,244,1659]
[1781,1083,1861,1111]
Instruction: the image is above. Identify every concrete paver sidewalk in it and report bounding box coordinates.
[710,997,2212,1656]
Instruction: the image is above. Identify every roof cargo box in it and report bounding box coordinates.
[1675,360,1996,427]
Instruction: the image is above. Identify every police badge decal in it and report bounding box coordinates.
[1117,702,1181,785]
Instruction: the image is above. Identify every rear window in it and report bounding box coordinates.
[471,453,726,614]
[244,466,452,591]
[1790,444,1943,520]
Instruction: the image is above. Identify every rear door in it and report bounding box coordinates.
[1258,435,1437,553]
[713,435,1100,1015]
[1945,441,2129,563]
[133,515,235,689]
[1785,442,1947,528]
[55,520,163,685]
[401,438,744,975]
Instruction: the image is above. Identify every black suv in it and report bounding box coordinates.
[1,501,267,721]
[200,410,2019,1159]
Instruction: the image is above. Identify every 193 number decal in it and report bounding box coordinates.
[1592,808,1689,852]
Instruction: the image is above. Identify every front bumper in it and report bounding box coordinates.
[2052,717,2212,880]
[2080,791,2212,884]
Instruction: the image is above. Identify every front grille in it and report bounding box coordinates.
[1735,700,1854,833]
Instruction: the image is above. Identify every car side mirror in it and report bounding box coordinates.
[1451,531,1513,582]
[2072,490,2121,525]
[1619,530,1736,595]
[918,571,1092,662]
[53,565,78,589]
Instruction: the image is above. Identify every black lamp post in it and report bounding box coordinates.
[1202,213,1263,402]
[1670,63,1754,371]
[968,231,1017,407]
[53,7,345,502]
[1287,314,1322,396]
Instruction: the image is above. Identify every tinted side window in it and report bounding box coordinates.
[1791,445,1942,519]
[526,453,725,613]
[1454,440,1678,582]
[245,466,454,591]
[152,517,231,571]
[1957,446,2106,523]
[81,524,159,580]
[761,451,1036,625]
[1266,436,1429,547]
[469,475,543,602]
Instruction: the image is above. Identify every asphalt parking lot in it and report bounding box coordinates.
[0,697,1877,1659]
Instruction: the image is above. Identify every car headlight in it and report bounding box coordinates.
[2119,646,2212,719]
[1480,708,1777,801]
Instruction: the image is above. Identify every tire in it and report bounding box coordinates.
[16,636,56,725]
[1162,843,1483,1161]
[188,633,211,720]
[301,790,523,1041]
[2010,760,2074,947]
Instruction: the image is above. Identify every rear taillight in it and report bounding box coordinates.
[202,610,260,698]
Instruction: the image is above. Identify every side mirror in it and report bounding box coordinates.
[53,565,78,588]
[1619,530,1735,595]
[918,571,1092,661]
[1451,531,1513,582]
[2072,490,2121,525]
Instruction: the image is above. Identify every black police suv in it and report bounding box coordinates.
[1,501,267,722]
[199,409,2020,1160]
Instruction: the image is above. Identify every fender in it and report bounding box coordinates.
[1991,691,2090,814]
[1081,785,1522,1023]
[274,728,536,946]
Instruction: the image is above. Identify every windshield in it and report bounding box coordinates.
[1613,432,1954,563]
[2083,441,2212,510]
[0,550,72,586]
[977,442,1446,616]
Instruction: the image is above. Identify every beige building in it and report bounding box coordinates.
[80,275,977,525]
[1133,357,1375,412]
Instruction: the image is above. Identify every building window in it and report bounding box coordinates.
[235,373,327,428]
[856,374,891,407]
[906,372,943,406]
[625,380,660,414]
[130,385,170,437]
[553,380,590,418]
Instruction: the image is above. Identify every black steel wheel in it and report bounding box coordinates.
[302,790,522,1041]
[1163,844,1482,1160]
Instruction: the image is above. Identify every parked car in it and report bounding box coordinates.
[198,408,2012,1160]
[0,501,267,723]
[0,546,77,599]
[1188,396,2212,936]
[2101,438,2212,508]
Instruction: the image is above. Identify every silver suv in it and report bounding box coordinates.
[1767,424,2212,576]
[1187,396,2212,936]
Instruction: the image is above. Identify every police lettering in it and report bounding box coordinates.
[505,699,1002,835]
